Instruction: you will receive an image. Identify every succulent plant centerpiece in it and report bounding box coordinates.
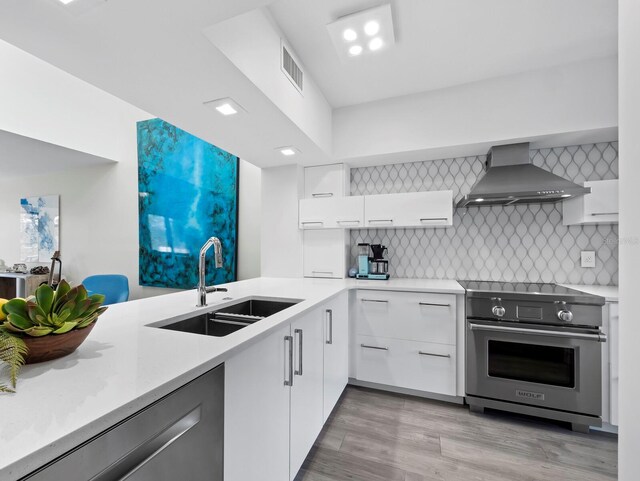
[0,280,108,393]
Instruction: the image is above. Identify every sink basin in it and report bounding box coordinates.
[153,297,301,337]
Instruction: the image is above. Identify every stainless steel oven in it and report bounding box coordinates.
[460,281,606,432]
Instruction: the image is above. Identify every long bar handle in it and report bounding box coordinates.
[311,192,333,198]
[420,217,448,222]
[590,212,618,216]
[284,335,294,386]
[368,219,393,224]
[419,302,451,307]
[419,351,451,358]
[90,407,201,481]
[294,329,303,376]
[336,220,361,225]
[326,309,333,345]
[301,221,324,226]
[361,298,389,303]
[468,323,607,342]
[360,344,388,351]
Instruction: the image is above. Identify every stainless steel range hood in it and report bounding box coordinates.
[456,143,591,208]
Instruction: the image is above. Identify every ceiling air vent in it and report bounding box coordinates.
[281,41,304,94]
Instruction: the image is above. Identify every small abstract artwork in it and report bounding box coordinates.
[137,118,239,289]
[20,195,60,263]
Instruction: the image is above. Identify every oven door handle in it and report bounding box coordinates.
[468,323,607,342]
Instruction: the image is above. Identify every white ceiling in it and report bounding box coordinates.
[0,129,114,179]
[0,0,618,169]
[269,0,618,107]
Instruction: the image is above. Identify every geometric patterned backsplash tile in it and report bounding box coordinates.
[350,142,619,286]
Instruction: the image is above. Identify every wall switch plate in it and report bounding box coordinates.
[581,251,596,268]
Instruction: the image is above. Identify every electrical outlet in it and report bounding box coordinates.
[581,251,596,268]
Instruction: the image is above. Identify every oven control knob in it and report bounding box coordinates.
[492,306,506,317]
[557,310,573,322]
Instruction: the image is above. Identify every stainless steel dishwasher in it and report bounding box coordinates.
[21,364,224,481]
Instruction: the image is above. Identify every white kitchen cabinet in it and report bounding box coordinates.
[304,164,350,199]
[355,335,457,396]
[352,290,458,397]
[225,324,291,481]
[289,309,325,480]
[322,292,349,422]
[562,179,619,225]
[364,190,453,228]
[303,229,348,278]
[609,302,619,426]
[355,290,456,345]
[299,196,365,229]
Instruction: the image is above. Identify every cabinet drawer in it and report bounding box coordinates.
[355,290,456,344]
[355,335,456,396]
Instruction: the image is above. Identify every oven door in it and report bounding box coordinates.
[466,319,603,416]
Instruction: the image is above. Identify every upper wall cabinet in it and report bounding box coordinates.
[299,196,365,229]
[304,164,350,199]
[562,180,619,226]
[364,191,454,228]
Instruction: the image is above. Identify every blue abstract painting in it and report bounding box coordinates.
[20,195,59,262]
[137,119,239,289]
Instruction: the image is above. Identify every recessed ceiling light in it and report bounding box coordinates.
[364,21,380,36]
[475,198,485,202]
[349,45,363,56]
[58,0,76,3]
[276,146,300,157]
[561,194,571,198]
[368,37,384,51]
[203,97,246,116]
[343,29,358,41]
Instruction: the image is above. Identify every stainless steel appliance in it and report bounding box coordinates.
[456,143,591,207]
[461,280,606,432]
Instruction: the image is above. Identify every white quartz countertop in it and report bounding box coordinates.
[560,284,619,302]
[0,276,463,480]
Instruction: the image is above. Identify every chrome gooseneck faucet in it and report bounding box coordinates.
[197,237,226,307]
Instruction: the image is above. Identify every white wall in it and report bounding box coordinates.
[238,160,262,280]
[0,39,141,162]
[260,164,304,278]
[333,56,618,163]
[618,0,639,478]
[203,7,333,156]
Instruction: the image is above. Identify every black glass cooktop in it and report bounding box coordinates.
[458,280,605,304]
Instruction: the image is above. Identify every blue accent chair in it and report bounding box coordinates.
[82,274,130,305]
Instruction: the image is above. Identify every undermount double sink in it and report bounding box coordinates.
[152,297,301,337]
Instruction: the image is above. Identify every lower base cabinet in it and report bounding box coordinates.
[225,306,333,481]
[322,292,349,422]
[355,335,456,395]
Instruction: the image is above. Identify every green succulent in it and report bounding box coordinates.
[1,280,108,337]
[0,280,108,393]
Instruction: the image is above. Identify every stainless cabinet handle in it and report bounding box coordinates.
[361,298,388,303]
[326,309,333,344]
[420,217,448,222]
[90,407,201,481]
[419,302,451,307]
[301,221,324,226]
[468,323,607,342]
[312,270,334,275]
[284,335,294,386]
[337,220,360,225]
[590,212,618,216]
[368,219,393,224]
[294,328,303,376]
[361,344,388,351]
[311,192,333,198]
[418,351,451,358]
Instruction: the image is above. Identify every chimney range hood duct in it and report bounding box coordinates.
[456,143,591,208]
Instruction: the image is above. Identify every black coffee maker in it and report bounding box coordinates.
[368,244,389,280]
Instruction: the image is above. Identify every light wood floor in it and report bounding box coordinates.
[295,386,618,481]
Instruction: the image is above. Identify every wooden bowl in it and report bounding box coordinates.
[22,323,97,364]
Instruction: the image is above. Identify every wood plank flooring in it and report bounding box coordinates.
[295,386,618,481]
